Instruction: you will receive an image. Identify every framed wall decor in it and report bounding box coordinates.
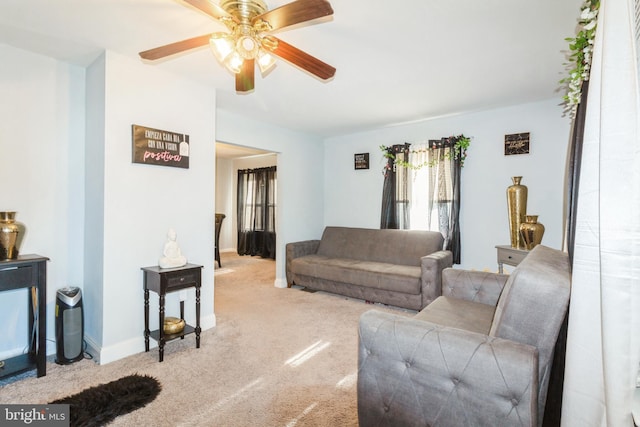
[354,153,369,170]
[504,132,530,156]
[132,124,190,169]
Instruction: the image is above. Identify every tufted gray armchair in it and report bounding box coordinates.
[357,245,571,427]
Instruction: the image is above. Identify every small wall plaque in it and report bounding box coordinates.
[505,132,530,156]
[132,124,190,168]
[354,153,369,170]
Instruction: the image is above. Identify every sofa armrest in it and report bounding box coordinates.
[442,268,509,306]
[358,310,539,427]
[285,240,320,287]
[420,250,453,308]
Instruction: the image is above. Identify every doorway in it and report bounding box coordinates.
[214,141,277,281]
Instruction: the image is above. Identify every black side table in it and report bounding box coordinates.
[0,255,48,379]
[141,263,203,362]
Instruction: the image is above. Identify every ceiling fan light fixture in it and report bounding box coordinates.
[209,34,234,62]
[236,35,259,59]
[224,51,245,74]
[211,24,265,75]
[257,50,277,73]
[140,0,336,92]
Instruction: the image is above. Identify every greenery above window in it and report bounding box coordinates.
[380,134,471,175]
[561,0,600,118]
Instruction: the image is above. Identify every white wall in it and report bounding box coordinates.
[95,51,217,363]
[324,99,572,271]
[84,53,106,349]
[216,111,324,287]
[0,44,217,364]
[215,156,234,252]
[0,44,86,359]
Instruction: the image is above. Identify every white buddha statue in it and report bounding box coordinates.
[159,228,187,268]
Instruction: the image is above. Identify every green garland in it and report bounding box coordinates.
[380,134,471,174]
[561,0,600,118]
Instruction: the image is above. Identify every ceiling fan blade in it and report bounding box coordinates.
[139,34,212,60]
[253,0,333,32]
[267,37,335,80]
[183,0,237,22]
[236,59,255,92]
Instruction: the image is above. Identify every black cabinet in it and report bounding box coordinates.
[0,255,48,379]
[141,263,203,362]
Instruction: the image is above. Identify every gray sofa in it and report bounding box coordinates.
[357,244,571,426]
[286,226,453,310]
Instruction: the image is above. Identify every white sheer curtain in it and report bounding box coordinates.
[561,0,640,425]
[408,142,454,233]
[408,143,431,230]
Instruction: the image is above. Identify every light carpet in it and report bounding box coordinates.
[214,268,234,276]
[0,252,414,426]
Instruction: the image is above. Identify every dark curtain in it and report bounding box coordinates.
[380,144,410,229]
[542,82,588,427]
[237,166,276,259]
[565,81,589,265]
[427,138,462,264]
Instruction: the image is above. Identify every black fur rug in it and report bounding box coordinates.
[50,374,161,427]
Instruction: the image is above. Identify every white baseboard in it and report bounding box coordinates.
[83,335,102,364]
[201,313,217,329]
[98,336,145,365]
[88,313,216,365]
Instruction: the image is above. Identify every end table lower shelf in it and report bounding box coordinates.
[0,353,40,379]
[149,324,195,342]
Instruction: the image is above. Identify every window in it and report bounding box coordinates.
[237,166,277,259]
[380,137,466,263]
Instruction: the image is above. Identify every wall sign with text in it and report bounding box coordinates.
[504,132,530,156]
[354,153,370,170]
[132,124,190,169]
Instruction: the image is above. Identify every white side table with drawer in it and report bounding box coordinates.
[495,245,529,273]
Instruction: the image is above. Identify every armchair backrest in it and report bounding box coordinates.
[489,244,571,420]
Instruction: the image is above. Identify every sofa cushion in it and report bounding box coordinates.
[291,255,422,294]
[414,296,495,335]
[316,226,444,267]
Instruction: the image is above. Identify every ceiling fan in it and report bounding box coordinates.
[139,0,336,93]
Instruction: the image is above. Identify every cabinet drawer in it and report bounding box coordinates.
[497,248,528,266]
[166,272,198,289]
[0,265,34,290]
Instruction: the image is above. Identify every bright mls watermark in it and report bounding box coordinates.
[0,405,69,426]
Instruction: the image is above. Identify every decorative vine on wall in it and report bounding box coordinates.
[380,134,471,176]
[561,0,600,118]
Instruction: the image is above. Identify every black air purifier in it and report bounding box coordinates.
[55,287,84,364]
